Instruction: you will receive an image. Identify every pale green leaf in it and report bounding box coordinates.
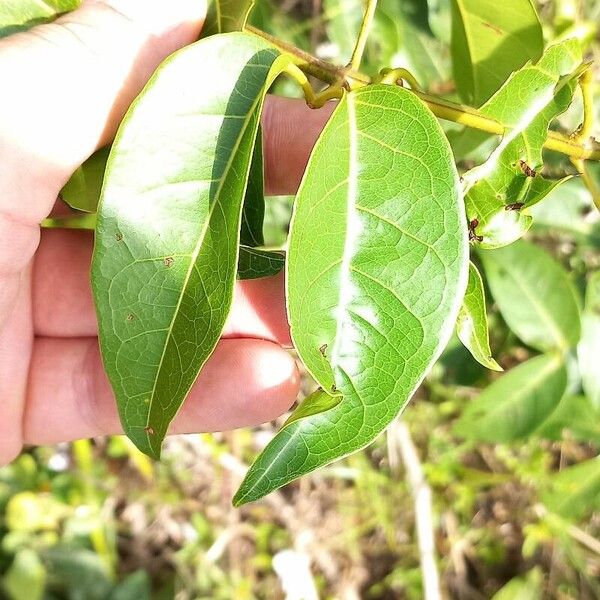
[457,262,502,371]
[577,271,600,408]
[60,147,109,213]
[203,0,254,36]
[92,33,290,457]
[543,457,600,519]
[450,0,543,105]
[454,353,567,443]
[234,84,468,505]
[4,550,46,600]
[0,0,79,37]
[479,240,581,352]
[323,0,363,65]
[464,41,583,249]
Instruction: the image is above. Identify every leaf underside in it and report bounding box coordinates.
[464,40,582,249]
[92,33,288,457]
[234,84,469,506]
[457,262,502,371]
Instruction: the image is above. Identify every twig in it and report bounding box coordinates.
[390,420,442,600]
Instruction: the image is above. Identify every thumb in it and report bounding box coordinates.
[0,0,206,225]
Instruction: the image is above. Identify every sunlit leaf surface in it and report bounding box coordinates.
[450,0,543,105]
[234,84,468,505]
[92,33,289,457]
[456,262,502,371]
[464,40,583,248]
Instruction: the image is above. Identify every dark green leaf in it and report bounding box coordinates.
[92,33,290,457]
[240,129,265,247]
[237,246,284,280]
[491,568,543,600]
[578,271,600,408]
[457,262,502,371]
[234,84,468,505]
[464,41,583,248]
[480,240,581,352]
[203,0,255,36]
[0,0,79,37]
[454,353,567,443]
[60,147,109,213]
[450,0,543,105]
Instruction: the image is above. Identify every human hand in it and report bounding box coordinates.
[0,0,333,463]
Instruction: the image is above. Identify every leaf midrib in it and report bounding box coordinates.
[144,89,265,444]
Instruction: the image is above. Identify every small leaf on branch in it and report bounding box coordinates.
[463,40,584,249]
[456,262,502,371]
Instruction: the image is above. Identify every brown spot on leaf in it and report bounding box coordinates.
[468,218,483,243]
[505,202,524,211]
[518,160,537,178]
[482,21,503,35]
[319,344,328,357]
[126,313,135,322]
[115,232,123,241]
[164,257,174,268]
[144,426,155,436]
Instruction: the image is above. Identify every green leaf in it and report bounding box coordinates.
[108,571,151,600]
[203,0,255,36]
[479,240,582,352]
[237,246,284,280]
[491,568,543,600]
[543,457,600,519]
[234,84,468,505]
[372,0,450,87]
[4,550,46,600]
[577,271,600,408]
[92,33,290,457]
[323,0,363,65]
[456,262,502,371]
[240,129,265,247]
[454,353,567,443]
[463,40,583,249]
[536,395,600,444]
[0,0,79,37]
[450,0,543,105]
[60,147,109,213]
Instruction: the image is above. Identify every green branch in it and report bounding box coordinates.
[246,26,600,163]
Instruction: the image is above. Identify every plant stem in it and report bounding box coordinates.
[246,26,600,162]
[349,0,378,71]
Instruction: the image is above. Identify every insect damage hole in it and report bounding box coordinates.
[164,257,174,268]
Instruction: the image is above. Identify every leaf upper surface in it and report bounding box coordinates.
[577,271,600,408]
[234,84,468,505]
[450,0,543,105]
[92,33,288,457]
[479,240,582,352]
[454,353,567,442]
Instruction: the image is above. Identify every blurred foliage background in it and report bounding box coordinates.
[2,0,600,598]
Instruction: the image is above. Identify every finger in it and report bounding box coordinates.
[0,0,206,225]
[262,96,335,196]
[24,336,299,446]
[33,229,291,345]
